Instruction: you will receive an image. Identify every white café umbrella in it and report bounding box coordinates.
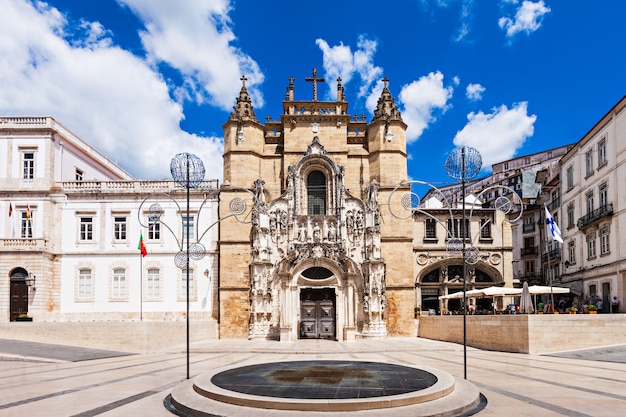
[527,285,569,312]
[527,285,570,295]
[520,281,534,314]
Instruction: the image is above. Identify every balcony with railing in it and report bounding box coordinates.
[523,223,536,233]
[577,203,613,229]
[547,197,561,211]
[61,179,219,193]
[521,246,538,256]
[542,248,561,262]
[1,238,48,251]
[514,272,543,285]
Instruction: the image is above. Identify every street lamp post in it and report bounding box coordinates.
[139,157,261,380]
[445,146,482,380]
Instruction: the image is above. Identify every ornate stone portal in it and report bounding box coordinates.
[219,70,412,340]
[248,137,386,341]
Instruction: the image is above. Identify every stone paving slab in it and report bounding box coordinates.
[0,337,625,416]
[0,338,133,362]
[546,344,626,363]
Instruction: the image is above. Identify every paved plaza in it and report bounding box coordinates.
[1,337,626,416]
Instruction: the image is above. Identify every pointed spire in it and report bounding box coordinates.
[372,77,402,122]
[230,75,258,122]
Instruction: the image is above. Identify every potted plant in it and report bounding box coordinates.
[586,304,598,314]
[567,306,578,314]
[537,302,544,314]
[16,313,33,322]
[414,306,421,318]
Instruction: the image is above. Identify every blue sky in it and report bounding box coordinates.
[1,0,624,186]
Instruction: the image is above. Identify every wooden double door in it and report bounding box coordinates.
[10,280,28,321]
[300,288,335,339]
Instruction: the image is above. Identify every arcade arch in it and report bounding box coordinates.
[417,261,503,314]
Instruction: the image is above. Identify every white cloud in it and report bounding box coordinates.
[316,36,383,101]
[120,0,264,110]
[398,72,454,142]
[453,102,536,169]
[0,0,272,180]
[499,1,551,38]
[466,83,486,100]
[316,41,452,143]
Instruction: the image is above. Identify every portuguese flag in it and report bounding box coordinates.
[138,231,147,257]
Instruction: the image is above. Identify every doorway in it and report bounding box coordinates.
[299,288,335,339]
[10,268,29,321]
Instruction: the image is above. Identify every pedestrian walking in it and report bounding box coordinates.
[611,296,620,313]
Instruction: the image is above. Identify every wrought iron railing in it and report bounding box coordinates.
[547,197,561,211]
[542,248,561,262]
[577,203,613,229]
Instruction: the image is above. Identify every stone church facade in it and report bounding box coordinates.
[219,72,415,340]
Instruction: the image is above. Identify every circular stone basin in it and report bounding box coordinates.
[190,360,459,412]
[211,360,438,400]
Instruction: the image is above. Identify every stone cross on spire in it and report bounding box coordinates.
[381,76,389,90]
[305,68,325,101]
[240,75,247,87]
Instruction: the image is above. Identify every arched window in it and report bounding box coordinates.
[307,171,326,215]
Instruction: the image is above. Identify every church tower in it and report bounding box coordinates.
[219,70,413,340]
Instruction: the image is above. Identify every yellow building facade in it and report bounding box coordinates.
[218,72,414,340]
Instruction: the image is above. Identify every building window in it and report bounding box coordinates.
[504,162,509,170]
[22,151,35,180]
[589,284,597,297]
[523,236,535,255]
[78,268,93,299]
[568,240,576,264]
[75,168,84,181]
[586,192,594,214]
[111,268,127,299]
[179,269,195,300]
[79,216,94,241]
[548,151,553,158]
[114,216,127,241]
[567,204,574,228]
[551,189,559,205]
[587,232,596,259]
[599,183,607,208]
[523,215,535,233]
[566,166,573,190]
[525,260,535,277]
[148,220,160,240]
[598,138,607,166]
[585,150,594,175]
[182,215,195,243]
[524,157,530,165]
[425,218,437,239]
[460,218,469,238]
[447,218,469,239]
[21,210,33,238]
[146,268,161,300]
[480,218,491,239]
[600,227,610,255]
[307,171,326,215]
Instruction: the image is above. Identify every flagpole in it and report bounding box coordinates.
[544,205,554,311]
[140,249,143,322]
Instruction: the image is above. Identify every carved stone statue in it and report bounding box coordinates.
[327,222,336,241]
[313,223,321,243]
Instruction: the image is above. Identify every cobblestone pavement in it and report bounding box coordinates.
[1,337,626,416]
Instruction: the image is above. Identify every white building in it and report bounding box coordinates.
[559,95,626,310]
[1,117,218,322]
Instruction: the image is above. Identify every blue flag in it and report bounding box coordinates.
[545,207,563,243]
